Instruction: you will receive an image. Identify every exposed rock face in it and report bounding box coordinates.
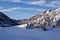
[0,12,18,27]
[26,8,60,28]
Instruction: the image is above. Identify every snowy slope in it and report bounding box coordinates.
[14,24,27,28]
[0,27,60,40]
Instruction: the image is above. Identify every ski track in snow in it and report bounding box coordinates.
[0,27,60,40]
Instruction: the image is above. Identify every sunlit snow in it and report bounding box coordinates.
[14,24,27,28]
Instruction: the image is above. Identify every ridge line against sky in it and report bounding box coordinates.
[0,0,60,20]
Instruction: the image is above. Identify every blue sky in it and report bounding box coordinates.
[0,0,60,20]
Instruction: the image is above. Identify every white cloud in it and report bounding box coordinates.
[0,0,60,8]
[0,0,46,5]
[0,0,21,2]
[24,0,46,5]
[44,1,60,7]
[9,0,21,2]
[0,7,21,12]
[0,7,45,12]
[24,0,60,8]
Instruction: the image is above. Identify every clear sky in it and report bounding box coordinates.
[0,0,60,20]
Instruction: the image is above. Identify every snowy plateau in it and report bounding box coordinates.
[0,26,60,40]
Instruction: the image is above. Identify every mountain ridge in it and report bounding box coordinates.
[27,8,60,28]
[0,12,18,27]
[0,8,60,28]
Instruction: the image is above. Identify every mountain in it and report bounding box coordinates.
[0,12,18,27]
[16,19,28,25]
[0,8,60,28]
[26,8,60,28]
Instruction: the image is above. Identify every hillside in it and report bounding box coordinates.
[0,12,18,27]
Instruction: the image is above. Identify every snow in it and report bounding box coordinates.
[53,14,60,22]
[55,8,60,11]
[0,27,60,40]
[14,24,27,28]
[46,11,49,14]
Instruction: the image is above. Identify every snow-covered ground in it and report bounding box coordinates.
[14,24,27,28]
[0,27,60,40]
